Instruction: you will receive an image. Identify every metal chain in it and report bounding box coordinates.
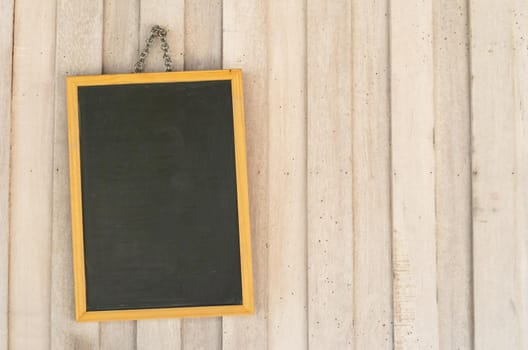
[134,25,173,73]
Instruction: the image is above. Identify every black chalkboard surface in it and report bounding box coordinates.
[67,70,253,322]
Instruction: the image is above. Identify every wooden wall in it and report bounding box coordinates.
[1,0,527,349]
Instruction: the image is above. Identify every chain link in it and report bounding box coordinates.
[134,25,173,73]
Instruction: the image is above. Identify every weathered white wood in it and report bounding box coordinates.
[180,320,220,350]
[185,0,222,70]
[100,1,139,348]
[100,322,136,350]
[267,0,307,349]
[137,319,181,350]
[103,0,139,74]
[8,0,56,349]
[50,1,103,349]
[6,1,528,348]
[0,0,13,349]
[222,0,268,348]
[139,0,184,73]
[390,0,439,348]
[471,0,528,348]
[306,1,353,349]
[433,1,473,349]
[512,3,528,347]
[135,2,184,348]
[350,0,393,348]
[180,2,223,348]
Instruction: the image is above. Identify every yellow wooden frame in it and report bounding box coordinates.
[66,69,253,322]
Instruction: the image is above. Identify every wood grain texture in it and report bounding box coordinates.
[181,319,220,350]
[103,0,139,74]
[390,0,439,348]
[0,1,13,349]
[136,1,184,347]
[50,0,102,349]
[100,322,136,350]
[471,0,528,348]
[139,0,184,72]
[0,0,13,348]
[433,0,473,348]
[8,0,56,348]
[267,0,307,349]
[222,0,269,348]
[181,1,224,349]
[185,0,222,70]
[306,1,353,349]
[2,0,528,348]
[512,2,528,347]
[351,0,393,348]
[101,0,139,347]
[137,320,181,350]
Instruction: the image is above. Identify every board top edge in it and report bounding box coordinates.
[66,69,243,87]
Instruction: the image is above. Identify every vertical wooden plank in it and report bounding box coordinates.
[181,320,220,350]
[433,0,473,349]
[351,0,393,348]
[101,0,139,348]
[50,1,102,349]
[390,0,439,348]
[137,320,181,350]
[180,1,223,349]
[185,0,221,70]
[135,2,184,348]
[101,323,136,350]
[471,0,528,348]
[103,0,139,74]
[222,0,268,348]
[267,0,307,349]
[0,0,14,349]
[512,2,528,347]
[8,0,56,348]
[139,0,184,73]
[306,1,353,349]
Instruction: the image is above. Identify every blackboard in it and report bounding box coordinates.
[67,70,253,321]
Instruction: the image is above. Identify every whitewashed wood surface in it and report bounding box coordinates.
[1,0,527,349]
